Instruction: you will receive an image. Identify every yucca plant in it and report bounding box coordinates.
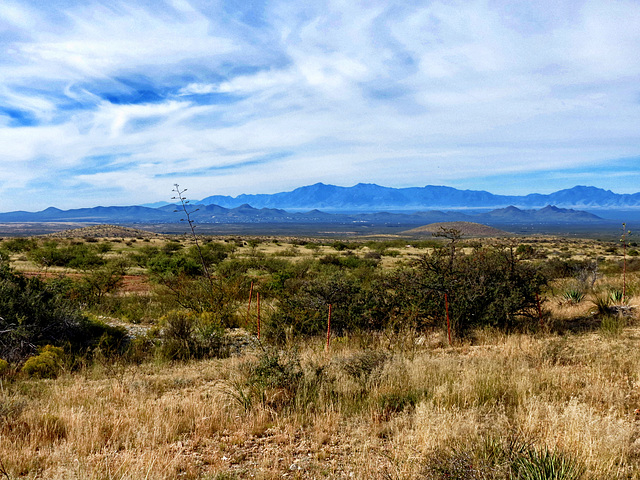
[591,291,613,316]
[562,289,585,305]
[511,446,585,480]
[609,288,625,304]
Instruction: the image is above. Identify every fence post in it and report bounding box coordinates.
[246,281,254,325]
[326,304,332,352]
[257,291,261,340]
[445,293,452,346]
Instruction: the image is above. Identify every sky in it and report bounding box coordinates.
[1,0,640,212]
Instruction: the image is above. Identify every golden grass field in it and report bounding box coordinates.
[4,326,640,479]
[2,229,640,479]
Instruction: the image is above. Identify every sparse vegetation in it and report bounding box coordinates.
[0,226,639,478]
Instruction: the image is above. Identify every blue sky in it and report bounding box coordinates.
[1,0,639,211]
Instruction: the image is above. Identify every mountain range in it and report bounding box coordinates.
[0,202,608,227]
[198,183,640,211]
[0,183,637,228]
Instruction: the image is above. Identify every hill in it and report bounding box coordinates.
[403,221,509,237]
[44,225,164,239]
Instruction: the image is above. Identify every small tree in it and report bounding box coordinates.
[410,242,547,337]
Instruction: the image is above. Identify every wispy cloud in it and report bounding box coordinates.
[1,0,639,211]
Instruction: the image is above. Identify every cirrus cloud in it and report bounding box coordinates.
[0,0,639,211]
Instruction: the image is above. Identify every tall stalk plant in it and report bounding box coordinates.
[172,184,212,287]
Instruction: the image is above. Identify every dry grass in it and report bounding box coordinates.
[4,233,640,478]
[3,328,640,479]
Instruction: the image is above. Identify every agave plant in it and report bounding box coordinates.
[591,291,613,316]
[609,289,625,304]
[562,289,585,305]
[512,445,586,480]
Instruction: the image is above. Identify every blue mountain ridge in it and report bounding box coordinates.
[199,183,640,211]
[0,184,636,225]
[0,203,607,226]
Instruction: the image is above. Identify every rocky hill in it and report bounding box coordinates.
[403,221,509,237]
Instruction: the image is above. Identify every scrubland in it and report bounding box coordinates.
[1,228,640,479]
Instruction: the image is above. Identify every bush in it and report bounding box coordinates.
[27,241,106,269]
[158,310,226,361]
[147,252,202,277]
[331,241,354,251]
[154,274,242,324]
[227,350,307,412]
[516,244,536,258]
[268,241,549,340]
[2,237,37,253]
[0,358,9,376]
[541,258,596,280]
[317,254,378,269]
[0,266,127,363]
[193,242,231,267]
[267,271,393,341]
[404,243,547,337]
[21,345,64,378]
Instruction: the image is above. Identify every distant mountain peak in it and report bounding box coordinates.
[196,183,640,212]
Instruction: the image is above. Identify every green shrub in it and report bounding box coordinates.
[0,358,9,376]
[66,260,128,306]
[131,243,227,278]
[267,271,392,341]
[162,241,183,253]
[227,350,306,412]
[192,242,230,267]
[27,241,106,269]
[331,241,355,251]
[541,258,595,280]
[516,244,536,258]
[405,243,547,337]
[21,345,65,378]
[0,266,127,363]
[147,253,202,277]
[158,310,226,361]
[317,253,378,269]
[153,274,242,323]
[2,237,37,253]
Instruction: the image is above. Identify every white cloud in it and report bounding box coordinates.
[179,83,218,95]
[1,0,640,210]
[4,3,237,82]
